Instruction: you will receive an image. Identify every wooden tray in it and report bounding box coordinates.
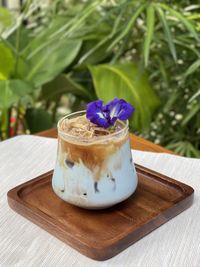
[7,165,194,261]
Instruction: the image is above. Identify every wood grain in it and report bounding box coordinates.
[36,128,175,154]
[7,165,193,261]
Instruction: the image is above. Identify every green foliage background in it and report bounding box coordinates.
[0,0,199,157]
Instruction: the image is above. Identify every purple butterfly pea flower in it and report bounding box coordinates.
[86,98,135,128]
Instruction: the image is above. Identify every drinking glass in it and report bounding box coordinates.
[52,111,138,209]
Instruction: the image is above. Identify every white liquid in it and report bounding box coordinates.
[52,140,138,209]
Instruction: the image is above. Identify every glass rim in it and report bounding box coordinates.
[57,110,129,143]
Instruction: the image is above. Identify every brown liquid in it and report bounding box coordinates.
[58,116,128,180]
[59,134,128,181]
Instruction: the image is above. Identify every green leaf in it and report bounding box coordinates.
[0,81,17,109]
[166,141,200,158]
[21,2,98,58]
[164,91,179,112]
[187,143,200,158]
[41,74,92,101]
[189,89,200,103]
[155,55,169,85]
[78,38,112,65]
[7,26,32,52]
[0,108,8,136]
[57,1,99,40]
[48,1,99,40]
[156,6,177,61]
[144,4,155,67]
[0,80,33,109]
[0,42,15,80]
[11,80,33,96]
[79,6,131,65]
[21,16,73,58]
[89,63,160,131]
[181,104,200,126]
[159,3,199,40]
[63,75,93,100]
[21,39,82,88]
[174,39,200,57]
[0,7,13,32]
[25,108,53,133]
[107,4,146,52]
[184,59,200,77]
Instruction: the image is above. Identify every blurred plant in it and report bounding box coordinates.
[0,0,199,157]
[0,0,159,137]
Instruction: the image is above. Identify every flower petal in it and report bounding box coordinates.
[106,98,121,118]
[117,100,135,120]
[86,100,110,128]
[106,98,134,123]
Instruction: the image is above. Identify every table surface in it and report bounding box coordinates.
[36,128,174,154]
[1,135,199,267]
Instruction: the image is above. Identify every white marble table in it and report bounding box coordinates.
[0,135,200,267]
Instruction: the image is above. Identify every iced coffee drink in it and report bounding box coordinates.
[52,99,138,209]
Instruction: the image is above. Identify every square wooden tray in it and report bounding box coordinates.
[7,164,194,261]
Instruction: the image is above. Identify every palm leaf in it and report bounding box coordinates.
[107,3,146,52]
[155,6,177,61]
[78,8,124,64]
[181,104,200,126]
[144,4,155,67]
[60,1,100,39]
[184,59,200,77]
[22,2,98,58]
[187,143,200,158]
[189,89,200,103]
[159,3,199,40]
[174,39,200,57]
